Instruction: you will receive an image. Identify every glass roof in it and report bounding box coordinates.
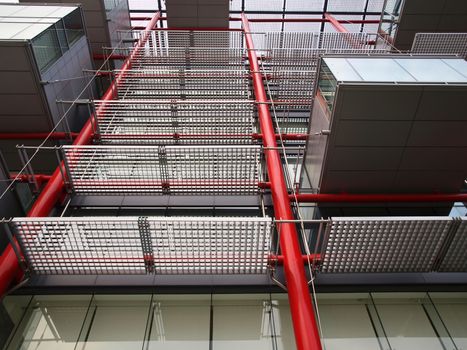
[129,0,385,32]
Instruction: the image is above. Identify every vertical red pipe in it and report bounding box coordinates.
[0,12,160,297]
[241,14,322,350]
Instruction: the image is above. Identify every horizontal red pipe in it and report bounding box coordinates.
[10,174,52,182]
[271,254,321,265]
[93,54,128,60]
[290,193,467,203]
[131,16,380,24]
[0,132,78,140]
[97,133,308,140]
[135,27,239,31]
[0,11,161,298]
[253,133,308,141]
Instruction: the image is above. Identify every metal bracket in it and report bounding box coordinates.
[138,216,154,273]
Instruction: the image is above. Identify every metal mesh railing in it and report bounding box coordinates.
[62,145,263,195]
[264,32,386,51]
[94,100,256,145]
[114,69,250,100]
[120,47,247,69]
[12,216,273,275]
[412,33,467,57]
[320,217,454,273]
[119,30,244,49]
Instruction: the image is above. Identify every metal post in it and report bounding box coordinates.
[0,11,161,297]
[242,13,323,350]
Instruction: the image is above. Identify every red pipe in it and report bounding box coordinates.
[242,14,322,350]
[230,17,379,24]
[324,13,349,33]
[290,193,467,203]
[271,254,321,265]
[131,15,379,24]
[143,27,239,31]
[0,11,161,298]
[10,174,52,187]
[253,133,308,141]
[0,132,78,140]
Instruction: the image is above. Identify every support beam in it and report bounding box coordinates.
[0,132,78,140]
[290,193,467,203]
[229,17,380,23]
[271,254,321,265]
[10,174,52,186]
[93,54,128,61]
[324,12,348,33]
[242,13,322,350]
[0,12,161,298]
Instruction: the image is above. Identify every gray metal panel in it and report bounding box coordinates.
[167,0,229,29]
[321,217,453,273]
[315,83,467,194]
[395,0,467,50]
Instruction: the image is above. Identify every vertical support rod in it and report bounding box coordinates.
[0,12,161,297]
[241,13,322,350]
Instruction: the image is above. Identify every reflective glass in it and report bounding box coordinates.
[6,295,91,350]
[373,293,444,350]
[212,294,275,350]
[147,295,210,350]
[31,27,61,72]
[317,293,381,350]
[430,292,467,350]
[76,295,151,350]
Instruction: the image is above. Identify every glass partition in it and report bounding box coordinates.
[3,292,467,350]
[31,27,61,73]
[63,9,84,46]
[31,8,84,73]
[317,61,338,114]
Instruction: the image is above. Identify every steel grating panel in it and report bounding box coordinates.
[94,100,256,144]
[115,69,250,100]
[121,30,244,49]
[62,145,262,195]
[438,218,467,272]
[411,33,467,58]
[264,32,387,51]
[321,217,453,273]
[147,217,272,274]
[12,216,272,275]
[127,48,246,69]
[12,217,145,274]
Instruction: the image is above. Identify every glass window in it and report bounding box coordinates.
[147,295,210,350]
[55,20,69,54]
[6,295,91,350]
[76,295,151,350]
[372,293,444,350]
[318,61,338,113]
[63,8,84,46]
[430,292,467,350]
[31,26,61,72]
[317,293,382,350]
[212,294,275,350]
